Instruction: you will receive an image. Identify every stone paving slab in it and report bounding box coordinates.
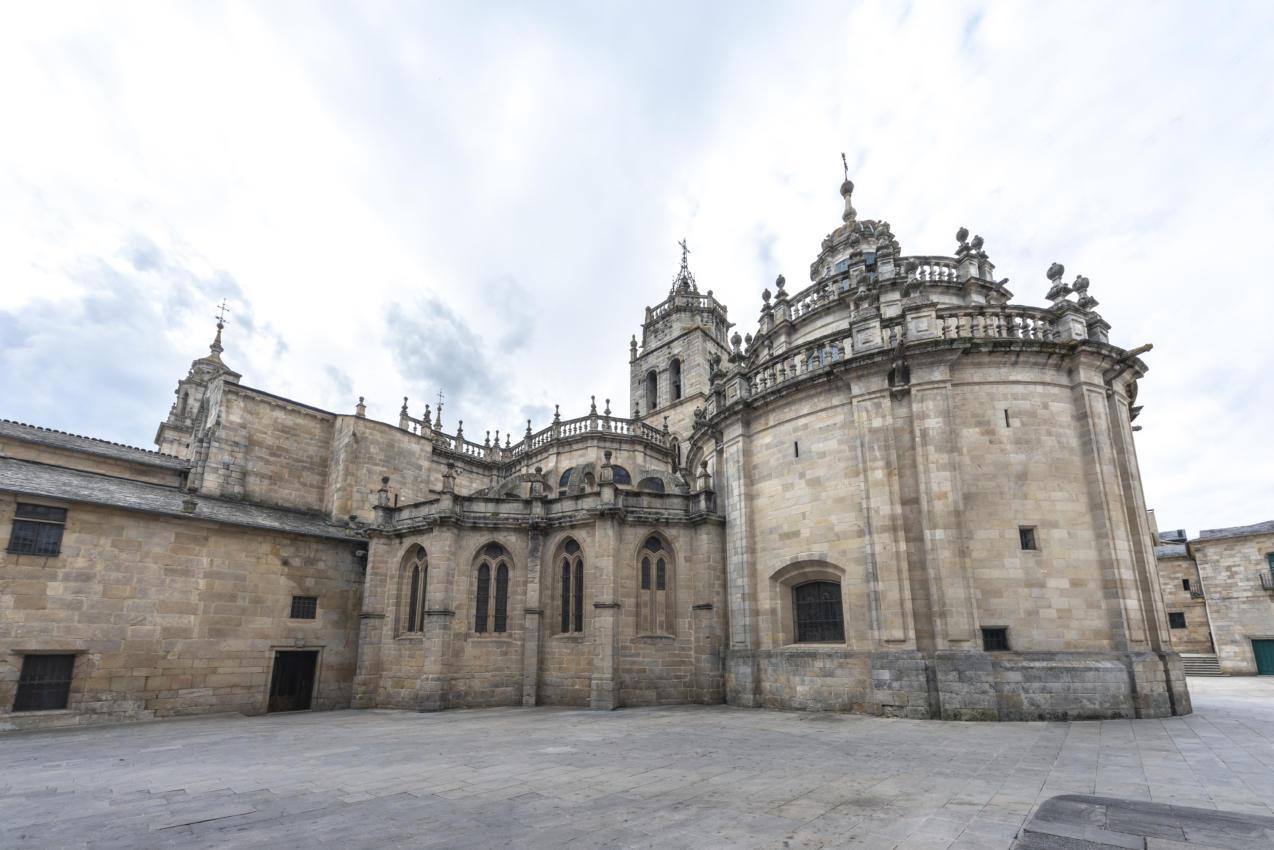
[1011,793,1274,849]
[1,678,1273,850]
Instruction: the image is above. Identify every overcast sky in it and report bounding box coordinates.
[1,1,1271,534]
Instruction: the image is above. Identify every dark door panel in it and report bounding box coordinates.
[268,650,318,712]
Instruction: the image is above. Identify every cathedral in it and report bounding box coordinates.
[0,176,1190,730]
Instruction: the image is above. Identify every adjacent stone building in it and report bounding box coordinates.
[1151,518,1274,675]
[1,174,1190,730]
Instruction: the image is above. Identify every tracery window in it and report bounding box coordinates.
[638,534,674,635]
[400,546,428,634]
[474,543,510,633]
[793,581,844,643]
[558,538,584,633]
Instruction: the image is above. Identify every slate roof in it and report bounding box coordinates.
[1196,520,1274,542]
[0,457,360,541]
[1154,543,1188,558]
[0,419,189,470]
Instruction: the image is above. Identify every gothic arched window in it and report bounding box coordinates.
[638,535,674,635]
[670,358,683,401]
[558,538,584,634]
[474,543,510,634]
[793,581,844,643]
[645,370,659,411]
[400,546,428,634]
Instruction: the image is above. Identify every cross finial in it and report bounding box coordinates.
[214,299,230,329]
[209,300,229,356]
[678,238,690,266]
[841,152,848,182]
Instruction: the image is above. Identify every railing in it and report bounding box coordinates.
[783,255,964,324]
[432,431,488,459]
[787,275,853,321]
[1260,571,1274,592]
[906,256,961,283]
[747,334,848,397]
[937,306,1057,341]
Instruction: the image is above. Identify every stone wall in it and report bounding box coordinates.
[1192,530,1274,673]
[1155,552,1213,653]
[0,495,362,731]
[352,495,727,712]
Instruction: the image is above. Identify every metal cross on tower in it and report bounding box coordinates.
[841,152,849,182]
[214,299,230,328]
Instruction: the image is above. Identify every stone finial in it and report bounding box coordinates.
[455,420,464,441]
[400,396,409,415]
[423,403,432,425]
[630,334,638,360]
[589,395,597,415]
[1045,262,1072,304]
[553,404,561,424]
[376,476,390,507]
[744,332,753,349]
[633,401,641,417]
[604,398,611,416]
[697,460,713,491]
[970,234,984,256]
[603,449,613,466]
[505,433,511,449]
[730,331,743,356]
[662,416,670,434]
[525,418,532,438]
[956,226,970,255]
[1073,275,1099,311]
[484,430,491,448]
[775,274,786,294]
[762,287,771,304]
[355,396,366,418]
[493,429,500,448]
[839,153,856,222]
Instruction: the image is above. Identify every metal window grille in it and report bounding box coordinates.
[1019,527,1037,551]
[290,596,317,619]
[14,654,75,711]
[494,563,509,633]
[572,559,584,632]
[407,565,421,632]
[560,559,571,633]
[1168,612,1187,629]
[981,627,1010,651]
[475,562,491,632]
[793,582,845,643]
[8,504,67,556]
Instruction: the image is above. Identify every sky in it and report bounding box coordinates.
[0,0,1271,534]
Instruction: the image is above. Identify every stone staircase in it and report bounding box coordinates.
[1182,653,1224,676]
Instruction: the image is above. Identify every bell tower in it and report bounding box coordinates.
[155,305,241,457]
[629,241,731,463]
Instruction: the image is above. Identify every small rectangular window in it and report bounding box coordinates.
[1168,612,1187,629]
[1004,409,1011,427]
[794,441,800,458]
[981,627,1010,652]
[1019,527,1037,551]
[14,654,75,711]
[1182,579,1191,591]
[7,503,68,556]
[290,596,318,619]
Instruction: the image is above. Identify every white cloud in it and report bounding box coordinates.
[0,0,1271,532]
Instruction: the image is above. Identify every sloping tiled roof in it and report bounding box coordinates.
[0,419,189,470]
[0,457,360,541]
[1196,520,1274,542]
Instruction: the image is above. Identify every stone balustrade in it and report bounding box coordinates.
[747,336,848,397]
[936,306,1057,341]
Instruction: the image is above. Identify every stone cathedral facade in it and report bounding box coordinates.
[0,177,1189,730]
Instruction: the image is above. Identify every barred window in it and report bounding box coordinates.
[556,539,585,634]
[400,547,428,634]
[981,627,1010,651]
[1168,612,1187,629]
[793,581,844,643]
[1019,526,1037,551]
[7,504,67,557]
[290,596,317,619]
[494,563,509,633]
[13,654,75,712]
[475,562,491,633]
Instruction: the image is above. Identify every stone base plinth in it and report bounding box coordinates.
[725,648,1191,720]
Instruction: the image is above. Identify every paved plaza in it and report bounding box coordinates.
[3,678,1274,850]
